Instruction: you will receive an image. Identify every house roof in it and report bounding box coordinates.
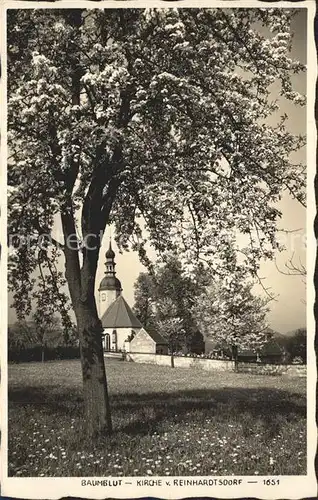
[143,328,168,345]
[131,327,168,345]
[101,296,142,329]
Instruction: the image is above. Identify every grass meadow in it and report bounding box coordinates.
[8,358,306,477]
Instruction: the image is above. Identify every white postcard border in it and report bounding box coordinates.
[1,1,316,498]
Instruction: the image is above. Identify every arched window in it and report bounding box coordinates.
[104,333,110,351]
[112,329,117,350]
[101,293,106,301]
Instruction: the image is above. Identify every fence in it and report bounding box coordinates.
[126,352,306,377]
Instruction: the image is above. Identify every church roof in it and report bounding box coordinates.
[101,296,142,329]
[99,276,122,292]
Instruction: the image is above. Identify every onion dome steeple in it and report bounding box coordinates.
[105,240,115,260]
[98,240,122,293]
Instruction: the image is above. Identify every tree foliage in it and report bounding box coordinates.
[8,8,305,316]
[132,272,157,331]
[277,328,306,362]
[193,272,270,355]
[133,258,205,353]
[8,315,72,350]
[7,7,305,436]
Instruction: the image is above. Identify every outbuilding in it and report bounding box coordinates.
[130,327,168,354]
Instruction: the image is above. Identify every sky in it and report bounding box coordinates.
[8,8,308,334]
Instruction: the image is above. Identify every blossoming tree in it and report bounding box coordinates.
[193,271,271,367]
[7,8,305,438]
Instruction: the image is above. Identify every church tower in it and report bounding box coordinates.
[98,241,122,317]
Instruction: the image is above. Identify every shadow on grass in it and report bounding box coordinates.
[9,384,306,440]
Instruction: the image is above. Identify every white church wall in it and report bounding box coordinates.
[103,327,141,352]
[99,289,118,318]
[124,341,131,352]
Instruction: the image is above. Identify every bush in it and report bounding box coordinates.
[8,345,80,363]
[291,356,305,365]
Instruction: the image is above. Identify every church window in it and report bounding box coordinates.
[102,293,106,301]
[112,329,117,345]
[104,333,110,351]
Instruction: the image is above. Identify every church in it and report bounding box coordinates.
[98,242,168,354]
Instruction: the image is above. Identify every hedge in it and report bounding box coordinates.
[8,345,80,363]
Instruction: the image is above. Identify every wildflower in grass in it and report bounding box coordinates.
[146,469,153,475]
[254,471,259,475]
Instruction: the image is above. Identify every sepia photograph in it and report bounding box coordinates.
[2,2,316,498]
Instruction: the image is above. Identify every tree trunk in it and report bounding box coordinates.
[170,341,175,368]
[61,212,113,439]
[76,302,112,438]
[58,8,123,440]
[232,344,238,371]
[170,352,175,368]
[41,345,45,363]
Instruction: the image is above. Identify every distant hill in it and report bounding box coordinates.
[281,327,306,337]
[204,327,306,362]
